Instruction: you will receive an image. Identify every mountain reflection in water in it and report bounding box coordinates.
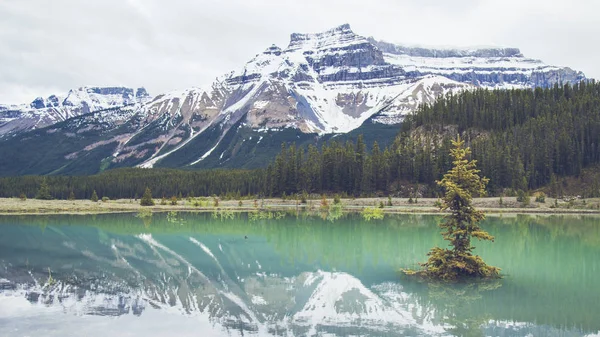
[1,212,599,337]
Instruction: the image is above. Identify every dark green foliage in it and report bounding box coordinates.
[379,201,384,208]
[266,137,394,197]
[333,194,341,205]
[140,187,154,206]
[101,196,109,202]
[405,137,500,281]
[402,81,600,193]
[19,193,26,201]
[90,190,98,202]
[387,196,393,207]
[68,190,76,200]
[300,191,308,204]
[0,168,266,200]
[170,196,178,205]
[517,190,530,206]
[36,179,52,200]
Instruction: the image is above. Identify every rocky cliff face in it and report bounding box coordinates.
[369,38,585,88]
[0,24,588,173]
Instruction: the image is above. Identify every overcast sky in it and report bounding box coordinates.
[1,0,598,104]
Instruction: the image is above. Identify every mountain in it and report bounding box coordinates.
[0,86,150,136]
[0,24,587,176]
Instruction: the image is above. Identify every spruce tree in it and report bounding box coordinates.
[405,136,500,280]
[90,190,99,202]
[140,187,155,206]
[36,179,52,200]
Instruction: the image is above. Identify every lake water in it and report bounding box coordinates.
[0,212,599,337]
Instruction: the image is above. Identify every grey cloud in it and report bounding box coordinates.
[0,0,598,103]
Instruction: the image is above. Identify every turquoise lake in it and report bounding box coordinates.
[0,212,599,336]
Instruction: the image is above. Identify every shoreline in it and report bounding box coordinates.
[0,197,599,216]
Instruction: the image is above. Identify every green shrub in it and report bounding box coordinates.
[19,193,27,201]
[535,192,546,203]
[387,196,393,207]
[333,194,341,205]
[170,196,178,205]
[362,207,384,221]
[320,195,329,210]
[101,196,109,202]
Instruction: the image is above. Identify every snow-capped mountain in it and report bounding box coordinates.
[0,86,150,136]
[0,24,587,175]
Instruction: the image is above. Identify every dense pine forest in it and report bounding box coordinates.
[1,81,599,199]
[264,81,600,197]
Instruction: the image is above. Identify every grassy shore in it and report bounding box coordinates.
[0,196,599,215]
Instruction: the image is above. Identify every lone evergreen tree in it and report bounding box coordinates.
[90,190,99,202]
[140,187,155,206]
[405,136,500,281]
[68,190,76,200]
[36,179,52,200]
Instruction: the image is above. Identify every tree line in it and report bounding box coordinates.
[0,81,599,199]
[0,168,266,200]
[264,81,600,197]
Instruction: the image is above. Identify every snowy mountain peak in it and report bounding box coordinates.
[263,44,282,56]
[0,24,589,172]
[0,86,151,137]
[27,86,150,111]
[286,24,363,51]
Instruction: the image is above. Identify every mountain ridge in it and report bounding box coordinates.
[0,24,588,175]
